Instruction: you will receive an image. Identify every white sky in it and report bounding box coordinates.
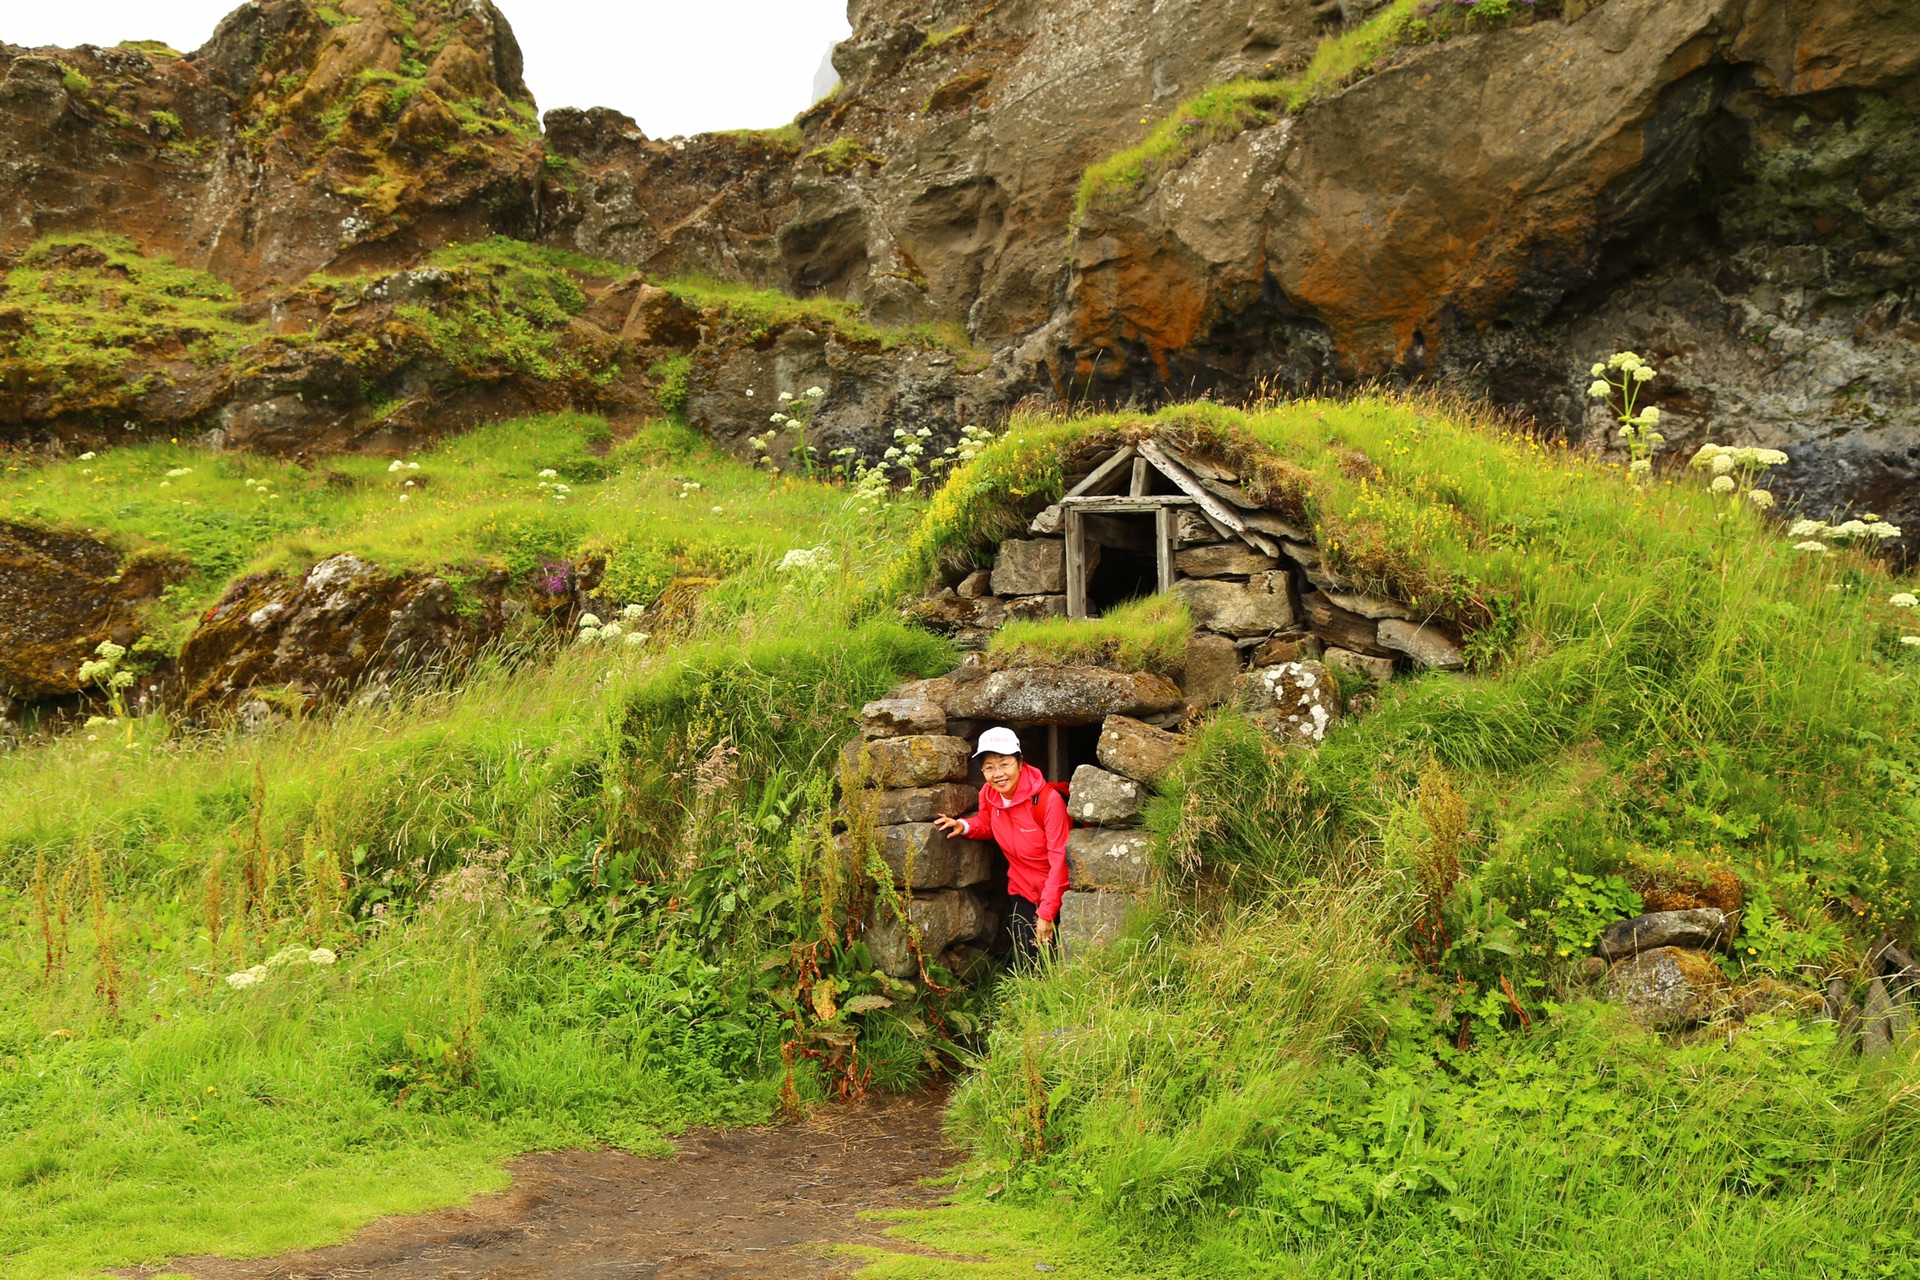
[6,1,851,138]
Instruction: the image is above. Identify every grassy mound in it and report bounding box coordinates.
[3,392,1918,1277]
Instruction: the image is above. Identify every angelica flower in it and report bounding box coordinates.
[1711,476,1735,494]
[165,467,191,478]
[598,623,623,641]
[620,603,645,621]
[1890,593,1918,608]
[624,631,648,646]
[388,460,406,473]
[1747,489,1774,509]
[1789,519,1827,538]
[577,613,602,629]
[1794,541,1829,553]
[1629,459,1651,475]
[79,450,96,460]
[778,391,794,403]
[1633,365,1655,381]
[1590,363,1606,378]
[398,493,410,502]
[1588,381,1610,398]
[537,468,558,478]
[308,948,337,965]
[805,386,824,398]
[710,505,723,514]
[1904,636,1920,647]
[225,966,266,989]
[1711,454,1736,475]
[883,447,902,460]
[1636,406,1660,426]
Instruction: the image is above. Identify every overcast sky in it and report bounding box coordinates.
[7,1,852,138]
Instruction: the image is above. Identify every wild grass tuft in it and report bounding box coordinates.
[989,594,1193,673]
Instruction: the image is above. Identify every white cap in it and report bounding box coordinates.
[973,726,1022,757]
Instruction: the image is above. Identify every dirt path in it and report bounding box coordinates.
[135,1090,961,1280]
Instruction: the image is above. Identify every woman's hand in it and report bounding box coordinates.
[932,814,968,838]
[1036,917,1055,946]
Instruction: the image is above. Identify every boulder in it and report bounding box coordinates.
[1173,543,1280,577]
[909,594,1007,633]
[954,840,999,888]
[1299,592,1391,656]
[872,782,977,826]
[1862,977,1904,1058]
[1066,828,1153,890]
[619,283,703,348]
[1377,618,1467,671]
[1597,909,1732,961]
[1251,633,1323,666]
[1323,646,1396,686]
[1,522,183,701]
[892,677,958,707]
[860,698,948,738]
[1178,631,1243,708]
[1057,890,1133,957]
[1238,661,1342,744]
[844,734,972,788]
[1096,714,1188,784]
[1067,765,1143,826]
[876,823,964,888]
[1322,589,1412,620]
[944,666,1183,723]
[1175,510,1223,543]
[866,890,993,979]
[1605,946,1728,1029]
[1005,594,1068,622]
[1175,571,1295,637]
[956,569,994,599]
[991,538,1067,595]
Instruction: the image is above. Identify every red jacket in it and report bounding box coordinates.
[960,763,1070,921]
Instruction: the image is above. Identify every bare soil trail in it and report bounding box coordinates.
[133,1089,962,1280]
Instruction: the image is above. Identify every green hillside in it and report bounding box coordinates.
[3,394,1919,1278]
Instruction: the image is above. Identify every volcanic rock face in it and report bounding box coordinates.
[0,0,541,286]
[0,522,182,700]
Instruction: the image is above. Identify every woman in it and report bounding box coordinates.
[933,726,1069,960]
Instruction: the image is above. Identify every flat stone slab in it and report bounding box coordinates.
[1323,646,1396,686]
[944,666,1183,723]
[1597,908,1731,961]
[844,734,972,788]
[1175,572,1296,637]
[867,890,994,979]
[1066,827,1153,890]
[1174,543,1281,577]
[1377,617,1466,670]
[860,698,948,738]
[871,782,977,826]
[991,538,1066,595]
[875,823,962,889]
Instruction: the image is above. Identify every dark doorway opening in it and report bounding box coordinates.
[1083,513,1159,615]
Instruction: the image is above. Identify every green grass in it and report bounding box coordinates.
[6,391,1920,1278]
[657,275,979,356]
[989,594,1193,673]
[0,234,262,412]
[1075,0,1546,217]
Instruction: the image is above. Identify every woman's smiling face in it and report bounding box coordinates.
[981,751,1021,796]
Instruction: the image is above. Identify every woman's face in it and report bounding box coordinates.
[981,751,1021,796]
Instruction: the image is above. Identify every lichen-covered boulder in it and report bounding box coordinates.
[1606,946,1728,1029]
[860,697,948,738]
[1238,660,1342,744]
[944,666,1183,723]
[1096,714,1188,784]
[871,782,977,826]
[1057,889,1132,957]
[866,890,993,979]
[843,734,972,788]
[1066,828,1153,890]
[1067,765,1143,826]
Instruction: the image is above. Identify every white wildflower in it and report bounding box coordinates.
[1747,489,1775,509]
[166,466,191,478]
[1890,593,1918,609]
[805,386,824,398]
[1587,379,1610,399]
[387,459,406,473]
[1794,541,1830,553]
[624,631,649,647]
[620,603,646,621]
[744,388,753,397]
[1710,476,1735,494]
[265,945,309,969]
[79,451,96,461]
[537,468,558,478]
[308,948,337,965]
[1904,636,1920,647]
[1590,363,1606,378]
[710,505,723,514]
[1711,454,1736,475]
[1629,459,1651,475]
[1633,365,1655,382]
[407,461,420,470]
[1636,406,1660,426]
[225,966,267,989]
[398,492,410,502]
[778,391,794,403]
[598,623,623,641]
[576,629,598,645]
[1789,519,1828,539]
[577,613,602,629]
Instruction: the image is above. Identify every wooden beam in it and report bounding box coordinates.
[1129,455,1150,496]
[1137,441,1281,557]
[1048,724,1066,783]
[1065,505,1088,619]
[1154,505,1175,593]
[1061,495,1197,512]
[1064,446,1136,499]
